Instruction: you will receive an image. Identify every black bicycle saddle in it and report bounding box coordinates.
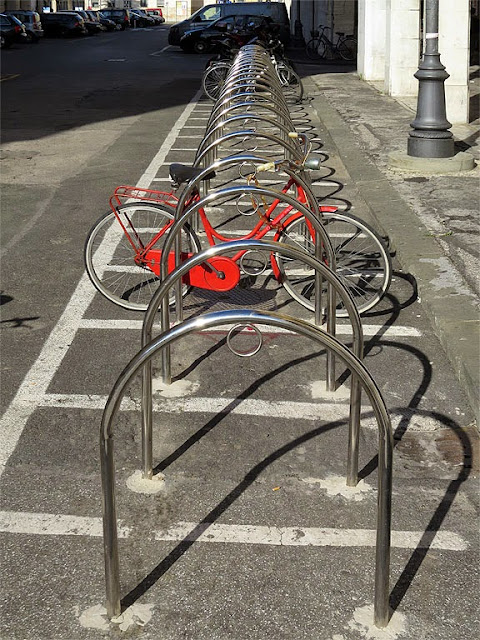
[169,163,215,187]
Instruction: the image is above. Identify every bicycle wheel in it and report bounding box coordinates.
[305,38,321,60]
[276,211,392,316]
[84,202,201,311]
[202,62,231,101]
[276,62,304,103]
[337,36,357,62]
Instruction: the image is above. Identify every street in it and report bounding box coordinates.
[1,27,479,640]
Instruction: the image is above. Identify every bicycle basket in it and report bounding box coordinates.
[310,29,319,38]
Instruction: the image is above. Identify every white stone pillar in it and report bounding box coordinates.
[384,0,420,96]
[357,0,387,81]
[439,0,470,123]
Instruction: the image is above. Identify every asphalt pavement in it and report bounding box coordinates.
[0,33,479,640]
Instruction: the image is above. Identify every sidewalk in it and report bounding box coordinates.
[295,61,479,425]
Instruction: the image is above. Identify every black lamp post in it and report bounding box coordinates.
[408,0,454,157]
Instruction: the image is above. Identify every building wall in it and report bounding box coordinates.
[357,0,471,123]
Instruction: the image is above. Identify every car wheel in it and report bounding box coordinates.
[0,35,10,48]
[25,32,35,43]
[193,40,209,54]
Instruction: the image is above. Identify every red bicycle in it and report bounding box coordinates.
[84,162,391,315]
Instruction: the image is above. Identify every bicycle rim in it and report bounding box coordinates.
[277,63,304,103]
[84,202,200,311]
[276,212,392,316]
[202,63,231,101]
[338,37,357,61]
[306,38,320,60]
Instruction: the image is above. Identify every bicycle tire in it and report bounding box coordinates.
[202,62,231,101]
[305,38,321,60]
[84,202,201,311]
[337,36,357,62]
[276,62,304,103]
[275,211,392,316]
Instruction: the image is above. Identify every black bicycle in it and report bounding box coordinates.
[306,25,357,62]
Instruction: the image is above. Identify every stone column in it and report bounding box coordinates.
[439,0,470,123]
[384,0,420,96]
[357,0,387,81]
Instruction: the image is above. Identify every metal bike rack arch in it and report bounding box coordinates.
[178,154,320,217]
[161,182,337,331]
[100,309,393,628]
[194,129,303,168]
[197,114,295,157]
[140,238,364,487]
[206,101,293,134]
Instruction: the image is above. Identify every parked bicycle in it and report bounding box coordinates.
[306,25,357,62]
[203,25,303,103]
[84,137,390,315]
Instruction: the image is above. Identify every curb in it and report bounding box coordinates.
[305,79,479,426]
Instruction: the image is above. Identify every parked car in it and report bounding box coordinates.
[3,10,43,43]
[136,9,162,25]
[0,13,27,48]
[59,10,104,35]
[129,9,156,28]
[180,14,266,54]
[144,8,165,24]
[40,12,87,38]
[169,1,290,46]
[90,10,117,32]
[99,8,131,30]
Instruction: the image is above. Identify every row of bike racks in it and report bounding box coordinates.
[100,42,394,629]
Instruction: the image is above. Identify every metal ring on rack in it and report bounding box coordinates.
[239,250,269,276]
[238,161,258,179]
[226,323,263,357]
[241,136,258,152]
[236,194,259,216]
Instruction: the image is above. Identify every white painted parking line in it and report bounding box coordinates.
[77,318,422,337]
[0,90,203,479]
[0,511,468,551]
[22,393,444,431]
[0,511,130,538]
[156,522,468,551]
[33,394,354,416]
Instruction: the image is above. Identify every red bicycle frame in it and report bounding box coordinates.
[108,178,338,292]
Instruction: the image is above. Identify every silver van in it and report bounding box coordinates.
[168,2,290,46]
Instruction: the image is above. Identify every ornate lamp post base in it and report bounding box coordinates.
[407,53,454,158]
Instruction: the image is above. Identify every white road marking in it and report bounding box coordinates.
[77,318,422,337]
[31,394,355,416]
[0,511,468,551]
[0,510,130,538]
[156,522,469,551]
[0,90,203,479]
